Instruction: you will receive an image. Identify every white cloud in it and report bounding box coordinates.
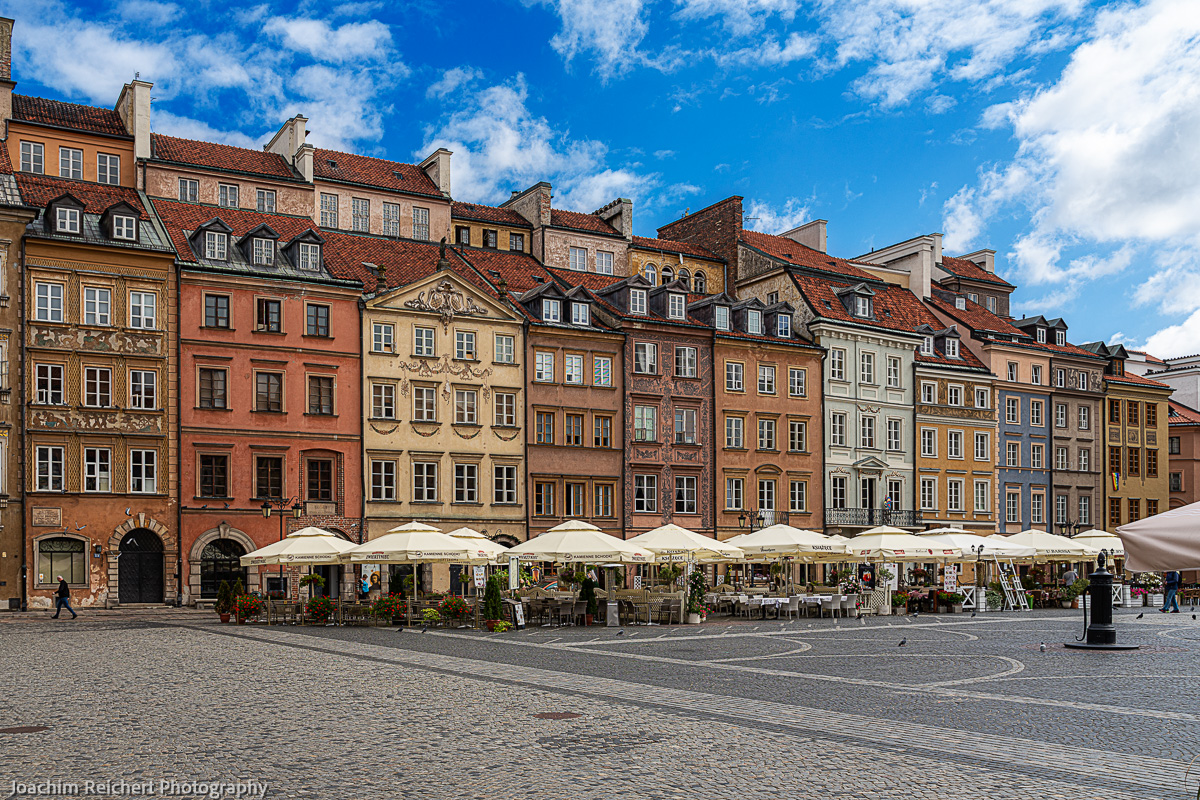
[744,197,811,234]
[419,74,660,211]
[674,0,801,37]
[427,67,483,99]
[262,18,394,63]
[117,0,181,27]
[1143,310,1200,358]
[654,149,676,159]
[540,0,654,82]
[151,110,263,148]
[714,31,816,68]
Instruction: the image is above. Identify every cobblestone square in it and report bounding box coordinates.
[1,607,1195,799]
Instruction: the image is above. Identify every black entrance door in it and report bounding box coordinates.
[199,539,246,598]
[118,530,164,604]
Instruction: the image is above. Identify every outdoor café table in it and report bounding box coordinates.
[749,596,787,619]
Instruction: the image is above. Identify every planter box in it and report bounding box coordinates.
[686,612,701,625]
[1150,593,1164,608]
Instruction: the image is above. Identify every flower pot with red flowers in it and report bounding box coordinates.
[438,595,471,625]
[372,594,407,625]
[234,594,263,624]
[306,595,336,625]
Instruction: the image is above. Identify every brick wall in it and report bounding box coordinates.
[657,197,743,280]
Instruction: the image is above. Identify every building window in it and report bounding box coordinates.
[789,480,807,512]
[830,349,846,381]
[129,450,156,494]
[565,413,584,446]
[413,462,438,502]
[59,147,82,179]
[1030,492,1044,524]
[676,347,698,378]
[39,537,85,584]
[492,393,516,429]
[948,385,963,406]
[714,306,729,330]
[319,193,338,227]
[455,330,476,360]
[1030,444,1044,469]
[372,383,395,419]
[920,478,936,511]
[565,353,584,384]
[199,368,227,409]
[1080,448,1090,472]
[249,237,273,266]
[256,189,276,213]
[675,408,698,444]
[629,289,647,315]
[124,291,156,330]
[199,454,229,498]
[1056,446,1068,470]
[1055,494,1068,525]
[789,420,807,452]
[634,474,658,512]
[668,294,686,319]
[634,342,657,373]
[921,336,934,356]
[351,198,370,232]
[1127,447,1140,476]
[84,367,111,407]
[593,355,613,387]
[308,376,334,415]
[1055,403,1067,428]
[81,448,111,492]
[455,226,470,246]
[830,412,846,446]
[218,183,239,208]
[596,251,614,275]
[56,207,80,234]
[1170,436,1181,455]
[726,362,744,391]
[412,207,429,240]
[571,302,590,327]
[758,364,776,394]
[454,464,479,503]
[634,405,657,442]
[35,446,64,492]
[860,416,876,448]
[297,242,321,271]
[35,282,64,322]
[569,247,587,271]
[1055,368,1065,388]
[20,141,44,174]
[758,479,776,512]
[777,314,791,338]
[495,334,515,364]
[1129,402,1141,427]
[725,416,744,448]
[256,298,282,332]
[542,299,561,323]
[1007,362,1018,382]
[130,370,156,409]
[746,309,762,335]
[675,476,697,514]
[451,393,475,429]
[975,432,990,461]
[1147,403,1158,427]
[254,457,283,499]
[509,232,524,251]
[1077,495,1090,525]
[1005,397,1019,424]
[112,215,136,241]
[946,430,963,458]
[178,178,198,202]
[1128,498,1141,522]
[413,386,437,421]
[373,322,395,353]
[946,339,959,359]
[975,387,989,408]
[830,476,847,509]
[83,287,111,326]
[494,465,518,504]
[594,415,612,448]
[256,372,283,412]
[1006,491,1021,524]
[374,202,398,237]
[947,480,963,512]
[1147,449,1158,478]
[535,411,555,444]
[204,231,228,261]
[1006,441,1020,467]
[974,480,990,512]
[1030,400,1043,427]
[789,368,806,397]
[721,477,743,510]
[886,418,901,451]
[533,482,555,516]
[1170,472,1183,492]
[565,482,586,516]
[757,418,776,450]
[35,364,63,405]
[854,296,870,317]
[921,428,937,458]
[371,460,396,501]
[535,351,554,382]
[414,327,436,357]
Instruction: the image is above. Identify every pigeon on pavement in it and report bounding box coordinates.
[1040,642,1047,652]
[898,638,907,647]
[616,629,625,636]
[1136,612,1144,619]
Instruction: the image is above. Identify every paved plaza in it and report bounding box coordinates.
[1,607,1197,799]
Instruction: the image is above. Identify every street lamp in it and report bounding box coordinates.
[738,512,746,529]
[261,497,304,541]
[755,511,765,530]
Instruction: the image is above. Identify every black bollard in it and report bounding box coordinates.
[1065,553,1139,651]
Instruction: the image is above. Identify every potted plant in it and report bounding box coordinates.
[306,595,335,624]
[1131,587,1149,606]
[214,579,233,623]
[579,577,598,625]
[372,594,407,625]
[234,593,263,624]
[1140,573,1164,607]
[299,573,326,597]
[1067,578,1090,609]
[984,587,1005,612]
[492,620,512,633]
[686,567,708,624]
[482,576,505,631]
[422,607,442,628]
[658,564,682,588]
[937,591,964,613]
[911,568,929,586]
[438,595,470,624]
[1059,584,1079,609]
[891,591,909,614]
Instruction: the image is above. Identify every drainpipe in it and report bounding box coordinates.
[174,257,183,606]
[17,235,26,611]
[357,296,366,545]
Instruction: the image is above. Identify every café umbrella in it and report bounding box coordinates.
[724,524,840,559]
[847,526,963,561]
[445,527,511,559]
[918,530,1036,560]
[985,530,1099,562]
[1072,529,1125,559]
[627,523,745,562]
[340,522,493,564]
[504,520,653,564]
[239,527,356,566]
[1116,501,1200,571]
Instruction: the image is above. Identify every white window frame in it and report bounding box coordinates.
[593,355,613,387]
[83,287,111,327]
[571,302,590,327]
[372,322,395,353]
[83,447,111,493]
[668,294,686,320]
[725,415,744,448]
[35,282,64,323]
[495,334,515,364]
[629,289,647,315]
[830,349,846,381]
[414,327,436,357]
[725,362,744,392]
[412,462,438,502]
[569,247,588,271]
[130,449,156,494]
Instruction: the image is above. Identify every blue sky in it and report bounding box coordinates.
[8,0,1200,355]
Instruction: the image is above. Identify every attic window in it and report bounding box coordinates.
[854,296,871,318]
[1056,330,1065,346]
[823,300,832,309]
[205,231,228,260]
[668,293,686,320]
[327,160,338,168]
[56,207,81,234]
[946,339,960,359]
[392,171,404,180]
[746,309,762,335]
[1036,328,1046,344]
[629,288,647,315]
[920,336,934,356]
[542,299,561,323]
[297,242,321,271]
[571,302,590,327]
[532,275,545,284]
[714,306,730,330]
[488,270,501,278]
[112,214,136,241]
[955,296,966,310]
[777,314,791,338]
[252,238,274,266]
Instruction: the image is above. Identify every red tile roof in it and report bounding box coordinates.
[940,255,1013,288]
[544,266,625,292]
[930,295,1101,359]
[151,200,318,261]
[0,142,13,175]
[152,134,297,180]
[549,208,621,237]
[740,230,877,280]
[313,149,442,197]
[12,95,128,137]
[1169,401,1200,425]
[457,247,554,294]
[1105,371,1172,390]
[16,174,148,216]
[320,231,491,294]
[451,201,531,228]
[631,235,722,261]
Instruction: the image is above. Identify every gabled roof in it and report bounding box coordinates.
[451,201,531,228]
[739,229,877,281]
[630,235,722,261]
[151,134,298,181]
[1169,401,1200,425]
[12,95,128,137]
[939,255,1013,288]
[16,174,147,217]
[930,295,1100,359]
[313,149,443,197]
[151,199,320,265]
[549,208,621,237]
[1104,371,1172,390]
[544,266,625,293]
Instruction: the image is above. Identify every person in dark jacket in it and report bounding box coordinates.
[1161,570,1182,613]
[52,576,77,619]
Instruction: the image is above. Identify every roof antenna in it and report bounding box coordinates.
[135,71,140,79]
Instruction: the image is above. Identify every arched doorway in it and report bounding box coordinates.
[118,530,164,604]
[199,539,247,598]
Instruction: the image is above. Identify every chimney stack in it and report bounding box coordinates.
[0,18,15,127]
[265,115,308,166]
[781,220,828,253]
[419,148,452,196]
[116,79,153,162]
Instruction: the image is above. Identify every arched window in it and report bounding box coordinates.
[679,268,691,290]
[644,263,657,286]
[200,538,246,598]
[661,266,675,285]
[39,537,85,585]
[693,271,707,293]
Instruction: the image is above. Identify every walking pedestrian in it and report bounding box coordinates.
[1161,570,1182,613]
[1062,567,1079,585]
[52,576,77,619]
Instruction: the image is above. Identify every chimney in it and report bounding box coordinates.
[265,114,308,166]
[0,18,15,127]
[502,182,552,229]
[294,143,314,182]
[595,197,633,240]
[781,219,827,253]
[419,147,452,196]
[961,248,996,274]
[115,79,153,161]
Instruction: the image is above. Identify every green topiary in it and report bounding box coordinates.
[482,575,504,621]
[686,568,708,615]
[580,578,598,617]
[214,579,233,615]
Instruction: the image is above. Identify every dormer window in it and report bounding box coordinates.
[854,296,870,317]
[205,231,228,260]
[955,296,966,310]
[297,242,320,271]
[777,314,791,338]
[946,339,959,359]
[1036,328,1046,344]
[542,299,561,322]
[1055,330,1065,346]
[56,207,80,234]
[921,336,934,356]
[714,306,729,330]
[668,293,686,320]
[571,302,589,326]
[112,215,136,241]
[746,309,762,334]
[253,238,274,266]
[629,289,647,315]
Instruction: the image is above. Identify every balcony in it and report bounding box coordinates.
[824,508,921,528]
